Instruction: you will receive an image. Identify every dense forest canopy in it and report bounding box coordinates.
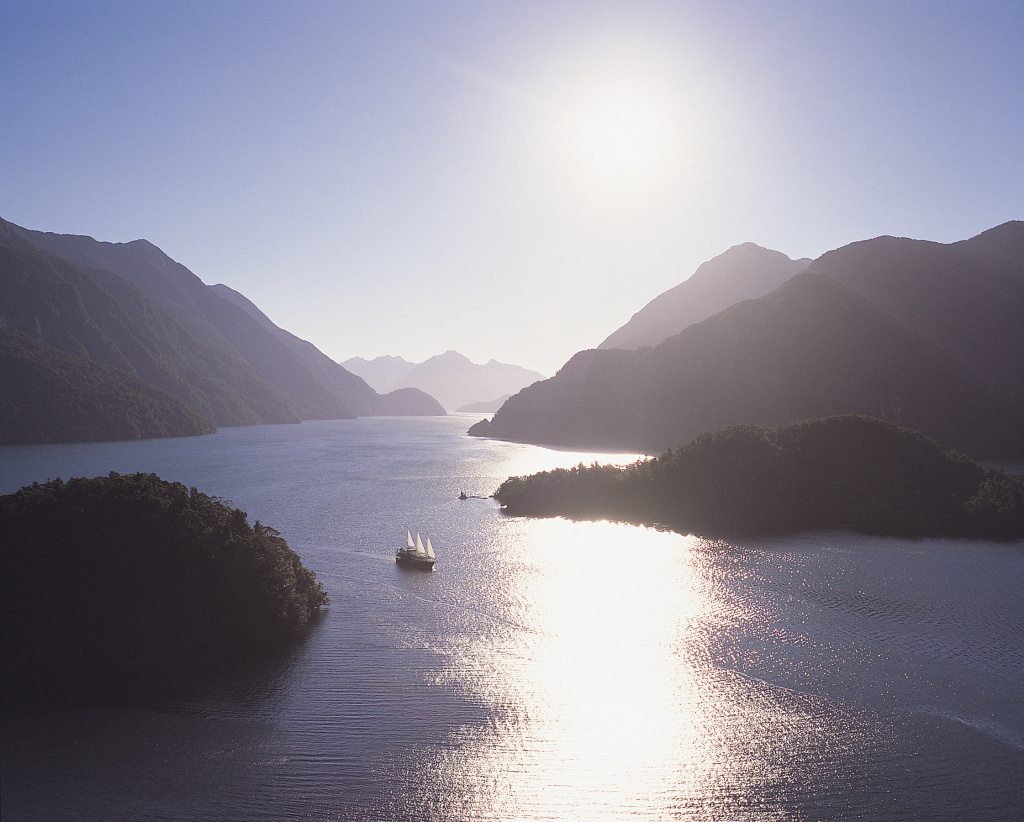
[0,473,328,702]
[0,329,214,444]
[495,416,1024,539]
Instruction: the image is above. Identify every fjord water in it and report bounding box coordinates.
[1,417,1021,821]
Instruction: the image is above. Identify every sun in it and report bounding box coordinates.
[557,77,680,189]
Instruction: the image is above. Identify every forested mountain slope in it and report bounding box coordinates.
[471,222,1024,459]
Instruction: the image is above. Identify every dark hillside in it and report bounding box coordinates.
[1,216,444,442]
[0,220,299,426]
[21,227,359,420]
[812,228,1024,395]
[472,223,1024,459]
[0,330,213,443]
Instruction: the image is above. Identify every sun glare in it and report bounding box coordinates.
[552,72,686,192]
[570,86,672,180]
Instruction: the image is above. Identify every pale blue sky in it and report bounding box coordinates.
[2,0,1021,374]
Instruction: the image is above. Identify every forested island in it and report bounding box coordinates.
[0,473,328,702]
[494,416,1024,539]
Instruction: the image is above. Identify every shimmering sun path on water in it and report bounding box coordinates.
[414,521,706,820]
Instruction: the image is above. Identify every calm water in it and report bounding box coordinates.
[2,417,1022,821]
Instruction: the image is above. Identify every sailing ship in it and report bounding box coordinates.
[396,530,436,569]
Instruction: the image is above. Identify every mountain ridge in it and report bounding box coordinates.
[599,242,812,350]
[343,351,544,410]
[21,225,364,420]
[0,220,293,427]
[471,221,1024,459]
[0,216,444,443]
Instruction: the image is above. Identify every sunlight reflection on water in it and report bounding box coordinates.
[423,521,704,820]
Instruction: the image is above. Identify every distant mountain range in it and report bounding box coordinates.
[0,217,443,444]
[343,351,544,411]
[471,221,1024,459]
[455,395,510,414]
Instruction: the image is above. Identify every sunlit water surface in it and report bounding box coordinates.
[1,417,1022,820]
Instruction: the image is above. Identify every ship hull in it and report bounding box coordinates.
[396,552,435,570]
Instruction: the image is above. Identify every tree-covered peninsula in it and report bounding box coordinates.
[0,473,328,702]
[494,416,1024,540]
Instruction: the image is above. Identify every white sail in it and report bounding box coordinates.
[425,537,436,559]
[415,532,426,556]
[406,530,415,549]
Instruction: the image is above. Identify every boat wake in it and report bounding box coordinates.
[913,706,1024,752]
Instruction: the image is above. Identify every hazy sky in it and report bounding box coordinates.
[2,1,1022,374]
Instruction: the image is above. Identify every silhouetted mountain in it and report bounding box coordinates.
[1,218,295,428]
[809,224,1024,401]
[495,415,1024,539]
[471,222,1024,459]
[208,284,443,417]
[344,350,544,410]
[208,282,277,327]
[456,395,510,413]
[599,243,811,350]
[1,217,444,443]
[341,355,417,392]
[20,226,366,420]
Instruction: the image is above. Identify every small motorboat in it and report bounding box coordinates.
[396,530,436,570]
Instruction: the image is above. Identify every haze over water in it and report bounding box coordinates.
[2,417,1021,820]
